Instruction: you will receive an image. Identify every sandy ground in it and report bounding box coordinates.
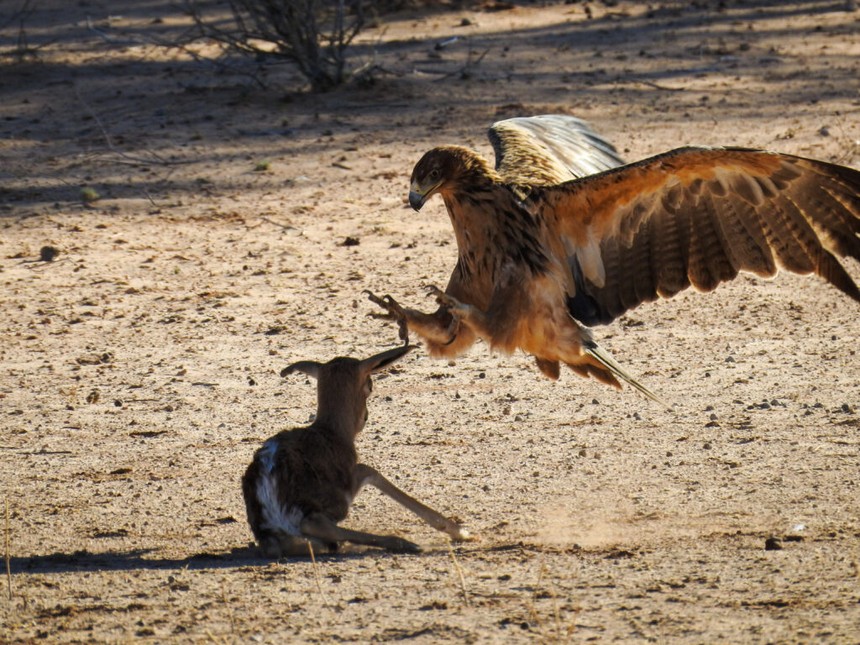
[2,0,859,642]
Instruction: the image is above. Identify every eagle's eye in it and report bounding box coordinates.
[428,168,441,182]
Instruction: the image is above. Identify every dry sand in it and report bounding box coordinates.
[2,1,859,642]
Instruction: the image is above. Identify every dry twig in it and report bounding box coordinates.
[447,540,470,606]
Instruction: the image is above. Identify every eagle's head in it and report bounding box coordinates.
[408,146,496,211]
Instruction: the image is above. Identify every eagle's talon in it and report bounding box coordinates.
[442,315,461,345]
[365,290,410,343]
[425,286,469,323]
[424,285,459,309]
[424,284,444,299]
[365,290,405,319]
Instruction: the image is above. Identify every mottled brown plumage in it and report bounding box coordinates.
[368,115,860,400]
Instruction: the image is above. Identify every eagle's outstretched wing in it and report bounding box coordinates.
[488,115,625,188]
[527,147,860,326]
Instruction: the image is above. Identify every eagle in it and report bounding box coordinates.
[367,115,860,401]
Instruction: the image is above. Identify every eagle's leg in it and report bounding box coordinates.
[366,289,462,347]
[364,290,410,342]
[425,286,493,339]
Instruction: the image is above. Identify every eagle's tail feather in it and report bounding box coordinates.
[584,341,667,407]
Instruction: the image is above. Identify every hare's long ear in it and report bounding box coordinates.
[281,360,322,379]
[361,345,414,375]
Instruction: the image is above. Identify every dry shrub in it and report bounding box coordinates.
[186,0,371,92]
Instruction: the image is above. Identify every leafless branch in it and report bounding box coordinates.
[0,0,53,61]
[74,85,193,167]
[184,0,372,92]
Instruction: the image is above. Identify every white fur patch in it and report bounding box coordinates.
[257,438,279,474]
[256,474,304,537]
[255,438,303,536]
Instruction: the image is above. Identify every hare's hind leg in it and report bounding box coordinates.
[300,512,421,553]
[258,532,336,558]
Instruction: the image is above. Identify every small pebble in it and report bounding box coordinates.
[40,246,59,262]
[764,537,783,551]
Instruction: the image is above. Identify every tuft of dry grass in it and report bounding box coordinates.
[447,540,470,607]
[307,540,330,609]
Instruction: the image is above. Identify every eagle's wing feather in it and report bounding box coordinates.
[489,115,625,187]
[528,147,860,325]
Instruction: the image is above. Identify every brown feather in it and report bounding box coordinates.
[530,147,860,325]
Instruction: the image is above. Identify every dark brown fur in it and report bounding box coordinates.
[242,346,471,557]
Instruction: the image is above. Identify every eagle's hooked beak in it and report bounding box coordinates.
[409,176,443,211]
[408,189,427,211]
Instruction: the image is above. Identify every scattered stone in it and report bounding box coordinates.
[40,245,59,262]
[764,536,783,550]
[80,187,100,203]
[748,400,771,410]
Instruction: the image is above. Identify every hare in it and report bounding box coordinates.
[242,344,471,557]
